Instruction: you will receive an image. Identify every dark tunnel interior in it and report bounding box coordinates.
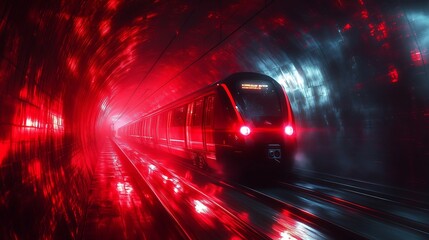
[1,0,428,238]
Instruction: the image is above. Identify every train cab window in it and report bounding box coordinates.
[231,80,283,127]
[215,89,237,129]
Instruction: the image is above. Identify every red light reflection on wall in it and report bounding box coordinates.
[0,141,9,167]
[74,17,88,37]
[376,21,388,41]
[273,16,287,27]
[361,10,369,19]
[368,22,388,41]
[67,56,78,74]
[28,159,42,180]
[343,23,352,31]
[107,0,121,11]
[99,20,111,36]
[388,65,399,83]
[410,50,423,66]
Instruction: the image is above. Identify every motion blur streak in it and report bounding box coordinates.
[0,0,428,238]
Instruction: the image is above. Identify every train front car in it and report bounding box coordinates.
[215,72,297,177]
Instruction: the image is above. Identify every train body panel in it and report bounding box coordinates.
[119,72,297,177]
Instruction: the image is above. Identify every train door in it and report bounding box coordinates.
[143,118,150,144]
[140,121,144,143]
[166,110,172,153]
[170,105,187,156]
[151,116,158,147]
[203,95,216,160]
[158,112,168,151]
[188,98,204,151]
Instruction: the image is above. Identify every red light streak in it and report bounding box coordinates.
[376,22,388,41]
[19,85,29,99]
[107,0,121,11]
[411,50,423,66]
[0,141,9,167]
[28,159,42,180]
[67,57,78,73]
[368,21,388,41]
[361,10,369,19]
[273,17,287,27]
[388,65,399,83]
[343,23,351,31]
[74,17,87,37]
[146,13,158,19]
[99,20,111,36]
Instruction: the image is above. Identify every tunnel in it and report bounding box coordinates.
[1,0,428,239]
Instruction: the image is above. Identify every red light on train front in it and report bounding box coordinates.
[285,125,294,136]
[240,126,251,136]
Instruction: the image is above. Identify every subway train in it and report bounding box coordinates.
[118,72,297,177]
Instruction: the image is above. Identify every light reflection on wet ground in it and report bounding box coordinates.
[81,139,186,239]
[112,137,429,239]
[114,139,326,240]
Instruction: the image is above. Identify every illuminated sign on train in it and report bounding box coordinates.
[241,83,269,90]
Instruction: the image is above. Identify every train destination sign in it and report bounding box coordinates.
[241,83,269,90]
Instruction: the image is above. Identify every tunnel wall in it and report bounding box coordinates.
[153,0,429,189]
[1,0,428,238]
[248,1,429,189]
[0,1,107,238]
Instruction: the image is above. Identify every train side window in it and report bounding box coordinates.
[150,116,156,138]
[191,98,204,127]
[204,95,215,127]
[172,105,187,126]
[158,112,167,139]
[143,119,148,136]
[215,90,237,129]
[140,121,144,135]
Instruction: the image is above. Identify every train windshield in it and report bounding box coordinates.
[231,79,284,127]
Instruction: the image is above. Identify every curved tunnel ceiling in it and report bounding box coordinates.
[1,0,429,238]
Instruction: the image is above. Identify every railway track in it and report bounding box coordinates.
[113,139,429,239]
[113,139,273,240]
[278,179,429,235]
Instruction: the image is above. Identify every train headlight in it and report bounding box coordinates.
[240,126,251,136]
[285,125,294,136]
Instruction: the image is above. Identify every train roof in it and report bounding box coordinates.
[121,72,276,127]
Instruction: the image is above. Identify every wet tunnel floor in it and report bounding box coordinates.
[80,138,429,239]
[80,138,185,239]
